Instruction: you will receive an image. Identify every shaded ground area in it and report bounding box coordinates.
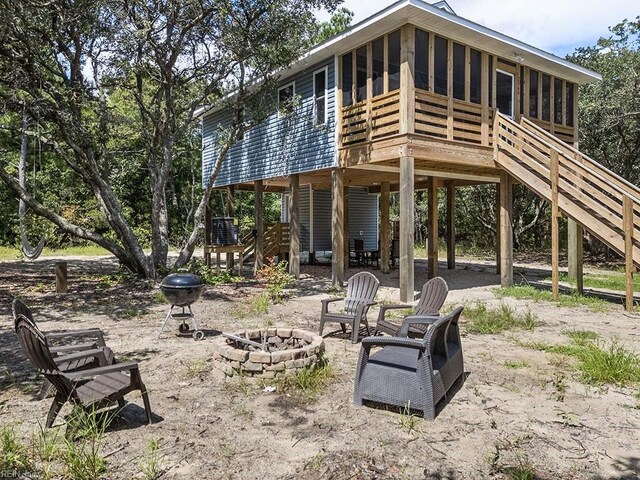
[1,254,639,479]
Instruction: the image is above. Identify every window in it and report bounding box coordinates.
[434,35,448,95]
[313,68,327,126]
[356,46,367,102]
[342,52,353,107]
[566,82,575,127]
[415,28,429,91]
[278,82,295,117]
[529,70,538,118]
[541,74,551,121]
[388,30,401,91]
[496,70,514,118]
[554,78,563,124]
[452,43,465,100]
[470,49,482,104]
[372,37,384,97]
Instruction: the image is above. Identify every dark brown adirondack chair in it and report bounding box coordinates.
[319,272,380,343]
[354,306,464,419]
[12,298,111,399]
[15,317,152,427]
[375,277,448,337]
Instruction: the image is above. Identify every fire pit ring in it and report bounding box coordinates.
[212,328,325,378]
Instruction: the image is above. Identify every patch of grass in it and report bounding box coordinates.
[154,291,166,303]
[564,329,599,344]
[33,423,61,463]
[63,408,111,480]
[0,245,21,261]
[183,358,209,379]
[504,360,530,369]
[463,301,536,334]
[303,451,326,472]
[140,437,164,480]
[489,435,536,480]
[555,272,640,292]
[398,402,421,435]
[43,245,111,257]
[518,337,640,387]
[0,425,31,473]
[496,285,610,312]
[233,293,270,318]
[276,355,334,401]
[551,373,567,402]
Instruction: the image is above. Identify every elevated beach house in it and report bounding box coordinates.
[201,0,639,307]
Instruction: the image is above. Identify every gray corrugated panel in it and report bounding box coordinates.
[299,185,310,252]
[348,187,379,251]
[202,56,336,188]
[312,189,332,251]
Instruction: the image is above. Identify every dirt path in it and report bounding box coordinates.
[0,256,639,479]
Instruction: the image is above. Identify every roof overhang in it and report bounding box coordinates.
[198,0,600,119]
[280,0,601,85]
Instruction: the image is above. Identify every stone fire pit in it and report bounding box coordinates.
[212,327,325,378]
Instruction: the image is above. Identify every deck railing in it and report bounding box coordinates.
[340,88,582,150]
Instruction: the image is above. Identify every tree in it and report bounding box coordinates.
[568,17,640,184]
[312,7,353,44]
[0,0,340,277]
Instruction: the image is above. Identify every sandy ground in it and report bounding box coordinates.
[0,254,639,479]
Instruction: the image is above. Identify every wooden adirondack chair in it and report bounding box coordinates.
[354,306,464,419]
[15,317,152,427]
[12,298,111,400]
[319,272,380,343]
[375,277,448,337]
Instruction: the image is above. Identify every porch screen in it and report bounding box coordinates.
[372,37,384,97]
[342,52,353,107]
[529,70,539,118]
[566,83,574,127]
[452,43,465,100]
[554,78,563,124]
[434,35,448,95]
[470,49,482,104]
[415,28,429,91]
[541,74,551,121]
[388,30,401,91]
[356,46,367,102]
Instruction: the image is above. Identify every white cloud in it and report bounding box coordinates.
[319,0,637,56]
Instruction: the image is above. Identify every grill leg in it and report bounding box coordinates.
[158,306,174,339]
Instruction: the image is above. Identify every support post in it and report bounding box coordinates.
[624,196,635,310]
[254,180,264,273]
[446,180,455,270]
[499,172,513,287]
[495,183,501,274]
[567,219,583,293]
[226,186,235,270]
[332,169,345,287]
[343,186,350,272]
[288,175,300,278]
[380,181,391,274]
[55,262,68,294]
[550,150,560,300]
[399,156,415,302]
[427,177,439,278]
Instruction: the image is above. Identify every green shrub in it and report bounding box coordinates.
[257,258,295,303]
[181,258,239,285]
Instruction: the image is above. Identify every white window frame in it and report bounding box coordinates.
[277,81,296,118]
[496,69,515,119]
[313,67,328,126]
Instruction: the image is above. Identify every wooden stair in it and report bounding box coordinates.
[494,112,638,306]
[242,223,290,264]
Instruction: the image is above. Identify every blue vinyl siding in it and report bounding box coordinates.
[202,57,336,188]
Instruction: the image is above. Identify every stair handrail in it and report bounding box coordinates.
[495,112,640,210]
[520,116,640,203]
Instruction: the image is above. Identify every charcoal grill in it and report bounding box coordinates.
[158,273,205,340]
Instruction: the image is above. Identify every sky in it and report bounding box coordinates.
[317,0,638,57]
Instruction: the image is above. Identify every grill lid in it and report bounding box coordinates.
[160,273,204,289]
